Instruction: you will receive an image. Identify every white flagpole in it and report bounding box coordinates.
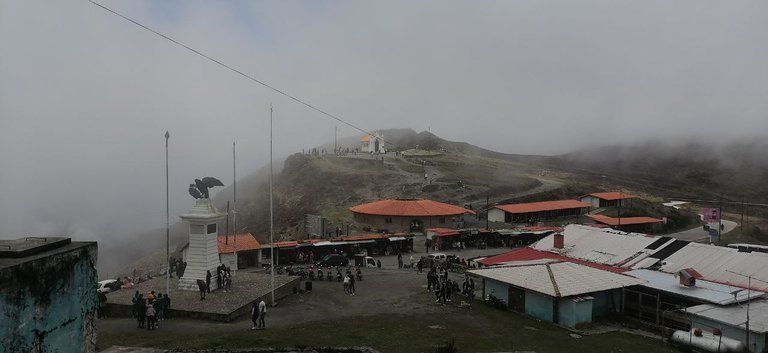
[165,131,170,296]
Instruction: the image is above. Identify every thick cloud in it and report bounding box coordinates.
[1,1,766,247]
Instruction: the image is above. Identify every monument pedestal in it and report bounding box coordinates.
[178,198,225,291]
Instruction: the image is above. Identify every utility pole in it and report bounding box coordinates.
[225,201,230,245]
[485,195,489,230]
[164,131,170,297]
[718,196,723,243]
[334,126,337,155]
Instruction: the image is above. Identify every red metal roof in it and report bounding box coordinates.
[494,200,590,214]
[341,234,388,241]
[427,228,460,237]
[360,135,372,142]
[518,226,565,233]
[587,214,663,226]
[589,192,637,201]
[350,199,475,217]
[478,247,626,273]
[217,233,261,254]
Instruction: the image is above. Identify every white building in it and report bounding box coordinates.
[361,132,385,154]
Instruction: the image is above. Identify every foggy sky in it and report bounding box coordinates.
[1,0,767,244]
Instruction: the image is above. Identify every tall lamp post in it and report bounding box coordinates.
[270,105,275,305]
[164,131,170,296]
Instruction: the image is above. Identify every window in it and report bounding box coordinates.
[207,223,217,234]
[385,217,392,224]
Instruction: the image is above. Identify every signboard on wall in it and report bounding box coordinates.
[304,214,327,238]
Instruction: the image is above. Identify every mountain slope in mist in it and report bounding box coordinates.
[551,139,768,202]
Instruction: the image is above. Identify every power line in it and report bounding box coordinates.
[86,0,396,148]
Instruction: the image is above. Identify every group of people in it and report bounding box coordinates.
[131,290,171,330]
[342,269,357,296]
[250,299,267,330]
[295,251,315,264]
[216,264,233,292]
[169,257,187,278]
[426,266,475,307]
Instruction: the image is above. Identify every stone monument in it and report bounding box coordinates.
[178,177,226,291]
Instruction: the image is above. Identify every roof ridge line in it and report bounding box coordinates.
[546,263,561,297]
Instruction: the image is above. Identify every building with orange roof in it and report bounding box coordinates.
[586,214,663,232]
[350,198,475,232]
[488,200,590,224]
[581,192,637,209]
[217,233,261,269]
[360,132,385,154]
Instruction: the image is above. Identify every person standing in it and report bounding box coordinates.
[155,292,165,321]
[197,279,207,300]
[205,270,212,293]
[409,255,414,269]
[417,259,423,274]
[136,295,146,328]
[397,253,403,269]
[162,294,170,320]
[343,273,350,294]
[349,273,356,296]
[257,299,267,329]
[145,301,156,330]
[250,301,259,330]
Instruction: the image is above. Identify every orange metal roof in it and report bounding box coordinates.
[350,199,475,217]
[587,214,663,226]
[273,241,299,248]
[589,192,637,201]
[218,233,261,253]
[360,135,372,142]
[494,200,590,214]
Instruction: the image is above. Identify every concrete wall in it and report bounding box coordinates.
[352,214,456,232]
[558,298,593,328]
[0,243,98,353]
[591,289,621,317]
[690,316,766,353]
[488,208,506,223]
[581,196,600,209]
[484,279,509,306]
[525,291,554,322]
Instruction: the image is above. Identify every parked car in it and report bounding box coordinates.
[316,254,349,267]
[428,253,447,262]
[97,279,120,293]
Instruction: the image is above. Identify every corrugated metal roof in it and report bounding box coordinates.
[532,224,662,266]
[687,299,768,333]
[589,192,637,201]
[478,247,627,273]
[217,233,261,254]
[469,260,645,297]
[659,242,768,291]
[494,200,590,214]
[626,269,766,305]
[350,199,475,216]
[587,214,663,226]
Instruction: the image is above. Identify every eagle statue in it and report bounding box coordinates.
[188,177,224,199]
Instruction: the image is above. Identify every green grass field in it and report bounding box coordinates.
[98,303,679,353]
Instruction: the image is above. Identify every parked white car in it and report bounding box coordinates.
[97,279,120,293]
[428,253,447,261]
